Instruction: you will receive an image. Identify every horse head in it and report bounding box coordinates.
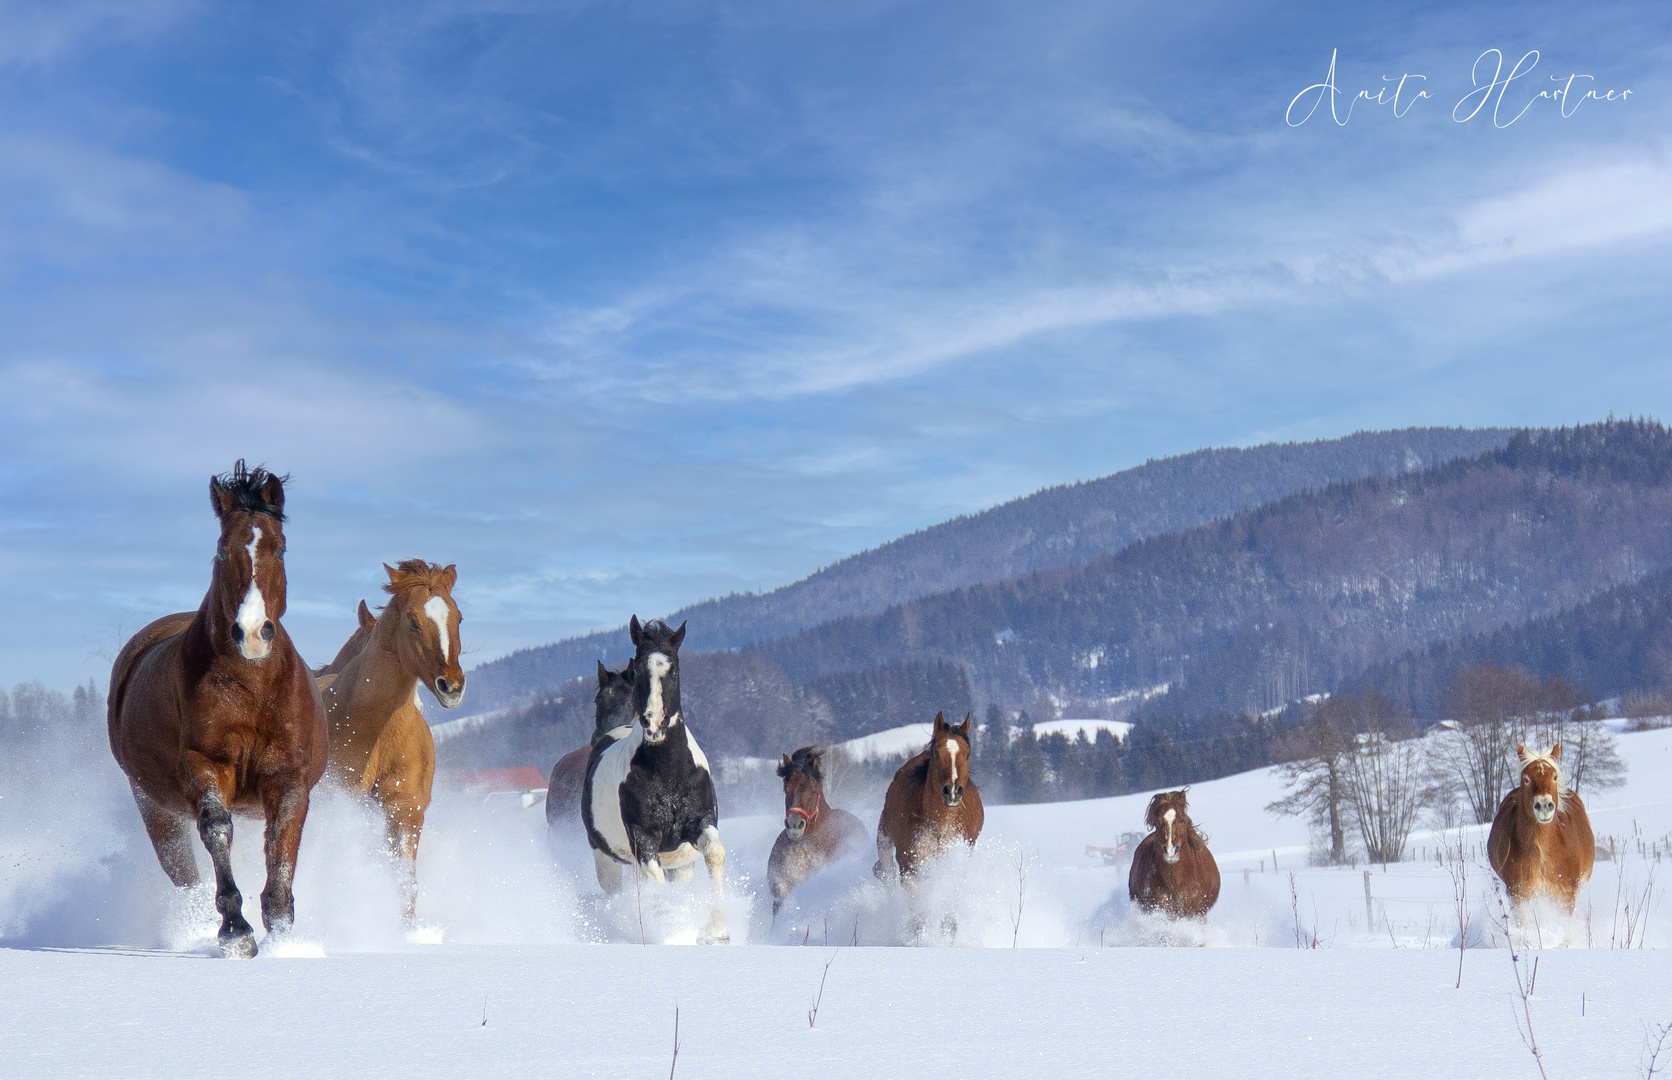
[628,615,686,744]
[208,460,289,662]
[928,712,972,808]
[1516,743,1565,825]
[777,746,825,839]
[594,658,637,731]
[1145,790,1193,864]
[380,560,466,708]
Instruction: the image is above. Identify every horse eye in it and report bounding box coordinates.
[409,617,420,630]
[277,548,286,561]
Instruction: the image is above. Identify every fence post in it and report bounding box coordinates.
[1363,869,1374,928]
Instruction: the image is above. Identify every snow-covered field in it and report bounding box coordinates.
[4,729,1671,1078]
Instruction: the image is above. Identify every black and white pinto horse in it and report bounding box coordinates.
[581,616,728,942]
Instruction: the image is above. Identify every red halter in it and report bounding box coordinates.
[787,802,820,825]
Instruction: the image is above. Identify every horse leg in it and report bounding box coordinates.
[379,790,426,925]
[131,782,200,887]
[259,782,309,937]
[194,786,256,957]
[592,849,624,893]
[698,825,728,944]
[874,834,898,883]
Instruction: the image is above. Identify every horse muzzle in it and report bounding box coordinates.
[1162,844,1181,864]
[1532,797,1556,824]
[433,676,464,709]
[941,784,964,808]
[231,620,276,661]
[784,816,808,839]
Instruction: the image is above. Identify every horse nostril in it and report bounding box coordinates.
[260,621,275,642]
[436,678,451,694]
[231,624,244,642]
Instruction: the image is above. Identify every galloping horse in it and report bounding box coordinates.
[582,617,728,942]
[1128,790,1220,919]
[768,746,867,916]
[875,713,983,881]
[316,561,464,923]
[108,462,327,957]
[1488,744,1595,914]
[545,660,636,831]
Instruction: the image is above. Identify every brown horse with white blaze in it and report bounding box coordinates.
[768,746,867,916]
[875,713,983,882]
[1488,743,1595,914]
[317,561,465,922]
[108,462,327,957]
[1128,790,1220,919]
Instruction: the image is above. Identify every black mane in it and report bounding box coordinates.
[777,745,824,780]
[214,459,288,521]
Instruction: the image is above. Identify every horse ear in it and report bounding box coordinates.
[958,714,971,736]
[777,755,792,779]
[1515,744,1527,763]
[1549,743,1562,761]
[597,660,610,684]
[259,471,285,513]
[209,476,235,520]
[439,563,458,591]
[672,621,687,648]
[357,599,374,628]
[629,615,642,646]
[812,755,822,774]
[383,562,400,584]
[933,712,946,731]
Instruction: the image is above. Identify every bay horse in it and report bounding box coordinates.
[768,746,867,916]
[582,617,728,942]
[1128,790,1220,919]
[1488,743,1595,914]
[874,713,983,882]
[545,659,636,831]
[315,561,465,923]
[107,461,327,957]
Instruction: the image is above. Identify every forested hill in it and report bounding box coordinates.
[467,426,1511,711]
[1344,564,1672,717]
[741,420,1672,716]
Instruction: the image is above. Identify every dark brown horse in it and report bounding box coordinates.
[875,713,983,881]
[1488,743,1595,914]
[768,746,867,916]
[107,462,327,957]
[1128,790,1220,919]
[545,660,636,832]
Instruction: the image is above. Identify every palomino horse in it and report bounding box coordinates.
[582,617,729,943]
[875,713,983,881]
[1488,743,1595,914]
[545,660,636,832]
[768,746,867,916]
[1128,790,1220,919]
[316,561,464,923]
[108,462,327,957]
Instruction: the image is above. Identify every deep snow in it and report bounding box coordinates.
[3,727,1671,1077]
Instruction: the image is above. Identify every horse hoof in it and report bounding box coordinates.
[220,932,258,959]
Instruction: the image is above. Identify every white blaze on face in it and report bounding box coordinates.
[642,652,672,737]
[942,738,960,786]
[422,595,451,661]
[1162,807,1179,862]
[234,527,269,658]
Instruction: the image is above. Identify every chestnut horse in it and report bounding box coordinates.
[316,561,464,923]
[1128,790,1220,919]
[545,659,636,832]
[768,746,867,916]
[1488,744,1595,914]
[108,462,327,957]
[875,713,983,882]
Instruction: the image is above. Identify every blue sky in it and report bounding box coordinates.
[1,0,1669,691]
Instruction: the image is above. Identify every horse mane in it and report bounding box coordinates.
[1145,790,1207,850]
[778,745,824,780]
[213,460,287,521]
[383,559,456,596]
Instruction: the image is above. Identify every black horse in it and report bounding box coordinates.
[581,616,728,942]
[544,659,637,832]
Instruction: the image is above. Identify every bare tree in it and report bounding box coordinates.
[1336,693,1426,864]
[1431,667,1542,824]
[1534,707,1628,796]
[1267,700,1353,864]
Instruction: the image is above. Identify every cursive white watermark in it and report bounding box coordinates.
[1287,49,1631,127]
